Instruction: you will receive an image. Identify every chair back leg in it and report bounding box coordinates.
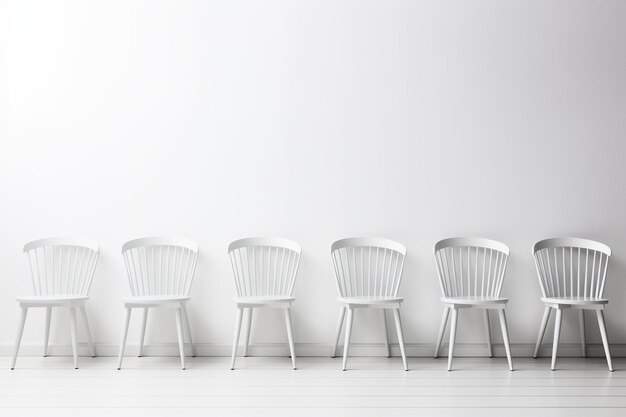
[80,306,96,358]
[533,307,551,359]
[11,307,28,370]
[483,310,493,358]
[382,310,391,358]
[43,307,52,357]
[331,307,346,358]
[434,307,449,358]
[181,305,196,358]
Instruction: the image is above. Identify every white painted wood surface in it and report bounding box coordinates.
[2,356,625,416]
[118,237,199,370]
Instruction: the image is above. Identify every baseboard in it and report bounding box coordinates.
[3,342,624,358]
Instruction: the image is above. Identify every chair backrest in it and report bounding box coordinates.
[532,237,611,299]
[228,237,301,298]
[122,236,199,297]
[434,237,509,298]
[331,237,406,298]
[24,237,99,296]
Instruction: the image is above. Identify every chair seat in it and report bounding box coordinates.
[16,295,88,306]
[122,296,190,306]
[441,296,508,306]
[338,296,404,305]
[234,296,295,306]
[541,296,608,306]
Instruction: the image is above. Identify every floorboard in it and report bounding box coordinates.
[2,357,624,416]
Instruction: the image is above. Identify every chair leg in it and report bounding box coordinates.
[43,307,52,357]
[79,306,96,358]
[331,306,346,358]
[230,307,244,370]
[138,308,148,357]
[11,307,28,370]
[342,307,354,371]
[551,308,563,371]
[284,308,297,370]
[533,306,551,359]
[68,307,79,369]
[596,309,613,372]
[243,308,253,357]
[498,308,514,371]
[174,307,186,370]
[382,309,391,358]
[483,310,493,358]
[434,306,449,358]
[181,304,196,358]
[392,308,408,371]
[579,310,587,358]
[117,307,132,370]
[447,308,458,371]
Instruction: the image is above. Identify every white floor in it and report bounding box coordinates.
[2,356,625,417]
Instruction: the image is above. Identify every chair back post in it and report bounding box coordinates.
[532,237,611,300]
[23,237,100,297]
[330,237,407,298]
[228,237,302,298]
[121,236,199,297]
[433,237,509,299]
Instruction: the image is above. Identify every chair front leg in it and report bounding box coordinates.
[230,307,244,370]
[117,307,132,370]
[11,307,28,370]
[331,306,346,358]
[174,307,187,370]
[579,310,587,358]
[392,308,408,371]
[68,307,79,369]
[447,307,458,371]
[596,309,613,372]
[284,308,297,369]
[551,307,563,371]
[243,308,253,357]
[497,308,514,371]
[138,308,149,357]
[342,307,354,371]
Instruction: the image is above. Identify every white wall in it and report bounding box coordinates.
[1,0,625,357]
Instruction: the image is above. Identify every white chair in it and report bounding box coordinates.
[228,237,301,370]
[11,237,99,369]
[330,237,408,371]
[117,236,198,370]
[532,237,613,371]
[433,237,513,371]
